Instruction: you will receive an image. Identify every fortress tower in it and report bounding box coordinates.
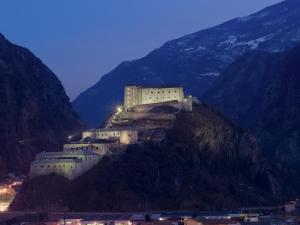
[124,85,184,110]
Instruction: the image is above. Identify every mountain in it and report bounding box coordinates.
[73,0,300,127]
[203,44,300,168]
[11,103,298,212]
[0,33,83,176]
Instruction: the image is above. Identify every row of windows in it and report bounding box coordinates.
[145,96,175,100]
[97,132,120,137]
[147,90,177,94]
[68,146,102,151]
[36,165,78,169]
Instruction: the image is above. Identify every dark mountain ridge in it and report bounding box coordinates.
[73,0,300,126]
[0,33,83,176]
[203,43,300,167]
[11,103,299,212]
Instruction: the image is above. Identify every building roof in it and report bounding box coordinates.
[191,218,240,225]
[37,150,99,157]
[63,214,133,221]
[64,143,107,147]
[85,127,138,132]
[32,158,82,164]
[125,84,183,89]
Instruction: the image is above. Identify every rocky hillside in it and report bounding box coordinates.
[0,33,83,176]
[11,103,297,212]
[73,0,300,126]
[203,44,300,168]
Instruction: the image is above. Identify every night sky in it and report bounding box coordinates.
[0,0,283,99]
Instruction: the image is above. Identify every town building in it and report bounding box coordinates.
[58,215,134,225]
[30,150,101,180]
[184,218,241,225]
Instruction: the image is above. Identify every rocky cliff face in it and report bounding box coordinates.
[11,103,296,212]
[203,44,300,167]
[0,34,83,176]
[73,0,300,126]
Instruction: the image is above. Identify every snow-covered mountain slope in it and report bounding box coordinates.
[73,0,300,127]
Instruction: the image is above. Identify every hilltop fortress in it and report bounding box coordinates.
[124,85,184,110]
[30,85,194,180]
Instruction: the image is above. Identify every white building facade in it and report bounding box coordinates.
[30,150,101,180]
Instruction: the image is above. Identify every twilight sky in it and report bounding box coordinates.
[0,0,283,99]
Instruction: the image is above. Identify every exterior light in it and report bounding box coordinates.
[117,106,122,113]
[68,136,72,140]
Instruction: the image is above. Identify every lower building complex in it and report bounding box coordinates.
[29,84,193,180]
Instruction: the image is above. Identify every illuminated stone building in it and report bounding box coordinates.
[124,85,185,110]
[82,128,139,145]
[29,85,193,180]
[30,150,101,180]
[63,143,109,155]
